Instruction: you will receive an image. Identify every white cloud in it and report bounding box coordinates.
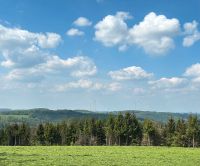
[184,63,200,77]
[107,82,121,91]
[0,23,97,85]
[55,79,121,92]
[192,77,200,84]
[128,12,180,55]
[56,79,93,91]
[5,56,97,82]
[0,25,61,50]
[108,66,153,81]
[183,21,198,34]
[184,63,200,88]
[0,24,61,68]
[94,12,180,55]
[44,55,97,77]
[74,17,92,27]
[66,28,84,36]
[183,21,200,47]
[94,11,131,46]
[149,77,187,89]
[5,68,45,82]
[1,45,48,68]
[37,33,61,48]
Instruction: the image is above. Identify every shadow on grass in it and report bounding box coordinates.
[67,154,92,157]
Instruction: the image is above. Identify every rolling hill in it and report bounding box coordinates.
[0,108,198,126]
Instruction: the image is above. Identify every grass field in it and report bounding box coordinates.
[0,146,200,166]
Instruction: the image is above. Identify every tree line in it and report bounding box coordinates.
[0,112,200,147]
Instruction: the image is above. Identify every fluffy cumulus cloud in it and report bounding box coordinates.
[73,17,92,27]
[183,21,200,47]
[95,12,180,55]
[0,24,97,85]
[184,63,200,85]
[149,77,187,89]
[5,55,97,82]
[95,12,131,47]
[147,64,200,92]
[37,33,61,48]
[128,12,180,55]
[184,63,200,77]
[43,56,97,77]
[0,24,61,68]
[66,28,84,36]
[0,25,61,50]
[108,66,153,81]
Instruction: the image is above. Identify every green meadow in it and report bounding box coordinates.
[0,146,199,166]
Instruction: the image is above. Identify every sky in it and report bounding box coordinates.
[0,0,200,112]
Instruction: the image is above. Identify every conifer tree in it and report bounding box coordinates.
[165,117,176,146]
[187,115,199,147]
[36,123,45,145]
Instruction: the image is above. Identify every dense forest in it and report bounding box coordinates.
[0,112,200,147]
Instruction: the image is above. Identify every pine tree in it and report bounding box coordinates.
[187,115,199,147]
[19,123,30,145]
[165,117,176,146]
[67,122,79,145]
[95,120,106,145]
[174,119,187,147]
[44,123,55,145]
[124,112,142,145]
[58,122,68,145]
[11,124,20,146]
[114,113,124,145]
[105,114,115,145]
[0,128,7,145]
[143,119,155,146]
[36,123,45,145]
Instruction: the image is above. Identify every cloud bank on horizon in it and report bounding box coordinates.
[0,0,199,112]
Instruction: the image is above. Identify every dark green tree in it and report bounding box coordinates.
[186,115,199,147]
[173,119,187,147]
[105,114,115,145]
[95,120,106,145]
[114,113,125,145]
[19,123,30,145]
[165,117,176,146]
[124,112,142,145]
[36,123,45,145]
[143,119,155,146]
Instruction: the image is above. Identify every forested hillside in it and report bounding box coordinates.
[0,108,198,126]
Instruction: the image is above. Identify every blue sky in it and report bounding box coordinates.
[0,0,200,112]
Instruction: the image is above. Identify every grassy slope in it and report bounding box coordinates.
[0,146,199,166]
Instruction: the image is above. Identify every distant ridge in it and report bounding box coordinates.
[112,110,193,122]
[0,108,12,112]
[0,108,198,126]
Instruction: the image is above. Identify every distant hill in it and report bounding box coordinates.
[0,108,198,126]
[113,110,193,122]
[0,108,12,112]
[0,108,108,126]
